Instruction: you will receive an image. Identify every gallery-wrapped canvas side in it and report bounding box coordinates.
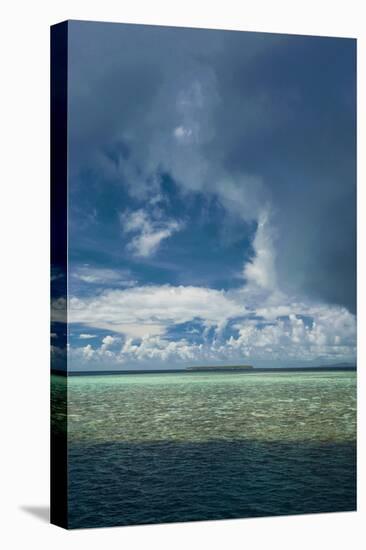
[50,21,68,529]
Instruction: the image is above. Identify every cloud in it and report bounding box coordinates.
[69,301,356,369]
[79,333,97,339]
[228,306,356,361]
[65,23,356,369]
[173,125,194,141]
[101,335,117,351]
[68,284,246,338]
[66,284,356,368]
[243,209,276,291]
[60,208,356,368]
[71,266,137,287]
[121,209,183,257]
[68,23,356,312]
[66,210,356,367]
[82,344,94,360]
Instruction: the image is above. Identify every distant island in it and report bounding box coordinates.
[186,365,254,372]
[51,363,356,376]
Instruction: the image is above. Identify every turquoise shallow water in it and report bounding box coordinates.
[66,371,356,444]
[52,371,357,528]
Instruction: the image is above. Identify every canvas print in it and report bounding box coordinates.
[51,20,357,529]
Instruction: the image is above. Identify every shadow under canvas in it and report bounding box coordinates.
[20,506,49,523]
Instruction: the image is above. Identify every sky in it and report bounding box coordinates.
[52,20,356,370]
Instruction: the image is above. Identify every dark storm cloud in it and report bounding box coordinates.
[205,33,356,311]
[67,21,356,312]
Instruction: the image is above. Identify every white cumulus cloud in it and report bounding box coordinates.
[68,284,246,339]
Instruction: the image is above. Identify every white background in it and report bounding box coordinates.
[0,1,365,548]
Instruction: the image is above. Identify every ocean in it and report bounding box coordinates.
[52,370,356,528]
